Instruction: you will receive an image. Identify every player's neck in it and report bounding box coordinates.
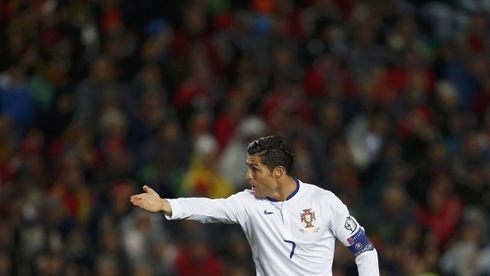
[270,177,298,201]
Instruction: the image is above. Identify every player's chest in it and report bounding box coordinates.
[251,201,328,241]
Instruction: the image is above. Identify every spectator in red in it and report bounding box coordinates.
[261,82,313,136]
[174,229,225,276]
[50,165,95,222]
[213,91,248,149]
[172,48,222,126]
[459,13,489,55]
[169,2,223,77]
[471,78,490,121]
[416,173,463,250]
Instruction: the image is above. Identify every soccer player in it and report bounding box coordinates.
[130,135,379,275]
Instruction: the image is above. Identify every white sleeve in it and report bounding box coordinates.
[164,191,251,225]
[326,192,380,276]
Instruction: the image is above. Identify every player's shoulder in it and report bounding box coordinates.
[299,181,345,207]
[229,189,257,202]
[300,182,351,219]
[299,181,335,198]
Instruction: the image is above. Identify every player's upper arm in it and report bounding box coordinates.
[224,190,253,224]
[325,192,375,258]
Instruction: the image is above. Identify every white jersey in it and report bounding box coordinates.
[165,179,379,276]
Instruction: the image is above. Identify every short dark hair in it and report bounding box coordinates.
[247,135,294,175]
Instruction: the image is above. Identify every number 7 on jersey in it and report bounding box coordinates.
[284,240,296,258]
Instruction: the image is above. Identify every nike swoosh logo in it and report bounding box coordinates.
[263,210,274,215]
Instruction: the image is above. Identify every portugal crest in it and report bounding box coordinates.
[300,209,319,233]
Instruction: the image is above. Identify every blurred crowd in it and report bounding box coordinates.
[1,0,490,275]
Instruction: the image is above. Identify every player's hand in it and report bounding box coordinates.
[130,185,164,213]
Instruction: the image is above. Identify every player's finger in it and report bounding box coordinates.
[130,194,143,199]
[143,185,155,194]
[131,200,143,207]
[130,196,144,203]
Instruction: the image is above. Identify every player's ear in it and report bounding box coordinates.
[273,167,284,179]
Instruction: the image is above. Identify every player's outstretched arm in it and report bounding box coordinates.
[130,185,172,216]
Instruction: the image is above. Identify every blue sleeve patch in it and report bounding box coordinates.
[346,228,365,245]
[347,230,374,257]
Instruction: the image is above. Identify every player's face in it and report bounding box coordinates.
[245,154,278,198]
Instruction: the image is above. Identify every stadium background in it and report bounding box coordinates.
[0,0,489,275]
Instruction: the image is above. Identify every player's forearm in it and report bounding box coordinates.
[164,197,241,223]
[355,249,380,276]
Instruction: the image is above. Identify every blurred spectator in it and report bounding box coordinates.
[386,14,432,60]
[440,207,490,276]
[302,54,357,106]
[75,55,131,129]
[137,118,191,198]
[420,1,468,40]
[130,262,153,276]
[95,254,120,276]
[139,20,179,95]
[300,0,347,39]
[472,78,490,123]
[457,12,489,56]
[145,236,179,276]
[212,91,249,149]
[129,62,169,116]
[362,184,416,272]
[88,180,135,246]
[313,100,344,147]
[121,208,167,267]
[126,90,175,154]
[220,229,254,276]
[416,173,463,250]
[432,81,460,137]
[27,60,63,115]
[261,82,313,136]
[347,110,391,171]
[218,116,269,190]
[33,250,67,276]
[0,250,11,276]
[98,104,135,181]
[169,2,223,77]
[172,54,222,127]
[50,165,95,222]
[39,91,76,146]
[174,227,225,276]
[346,6,392,82]
[299,16,348,67]
[323,137,361,196]
[288,131,318,183]
[180,134,234,198]
[254,13,299,81]
[97,228,130,275]
[64,226,94,274]
[0,66,35,139]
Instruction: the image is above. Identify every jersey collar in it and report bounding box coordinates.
[266,177,300,202]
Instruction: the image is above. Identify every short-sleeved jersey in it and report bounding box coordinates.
[166,179,379,276]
